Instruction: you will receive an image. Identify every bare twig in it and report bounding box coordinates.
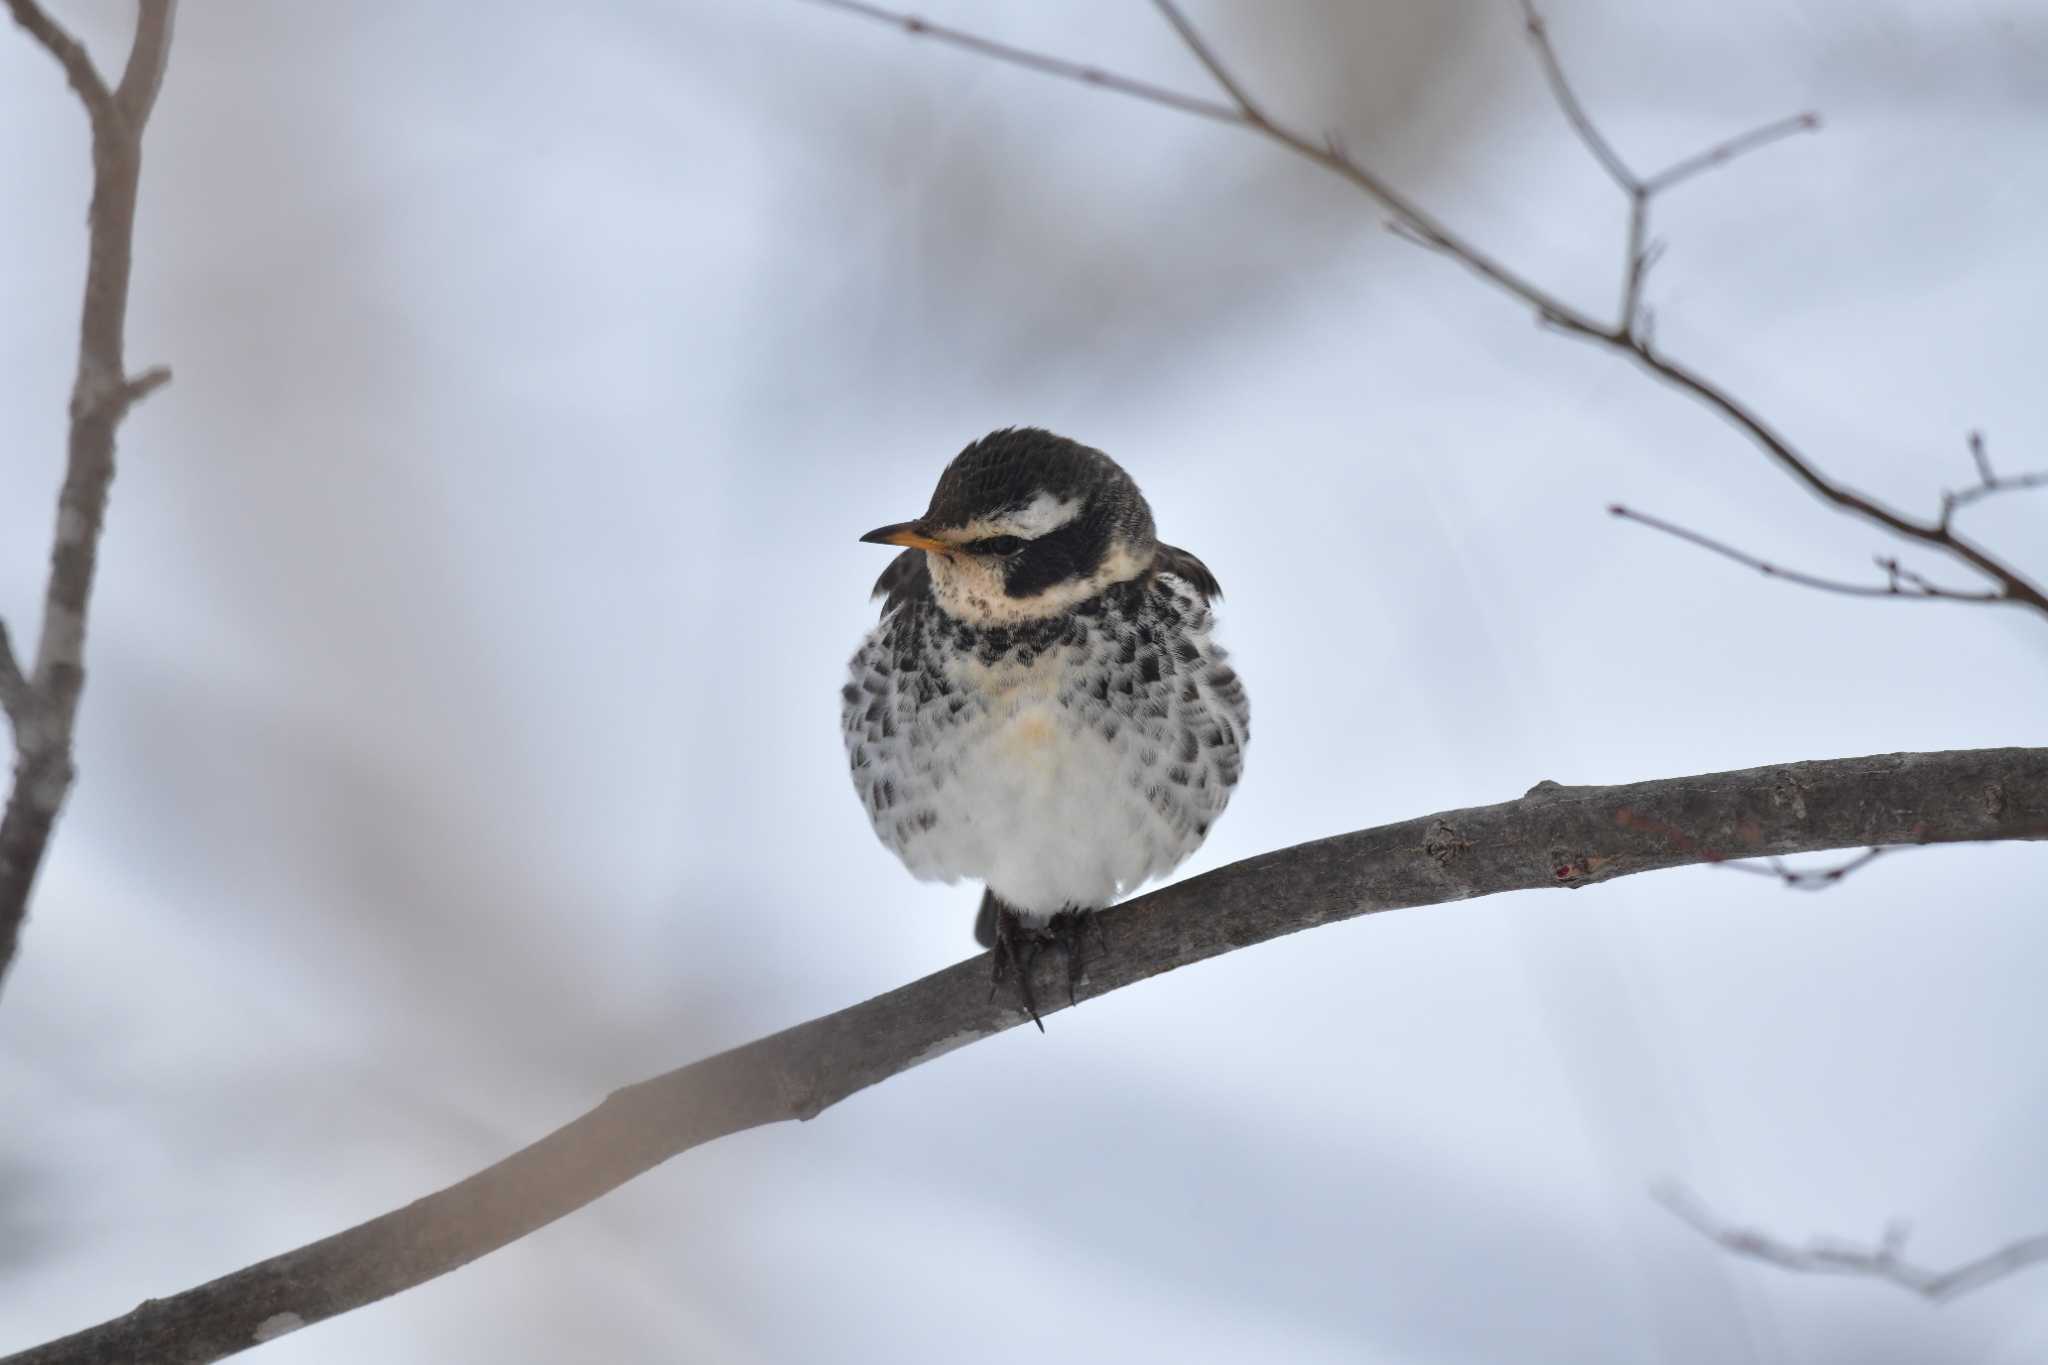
[1719,845,1891,890]
[1619,350,2048,614]
[1515,0,1815,332]
[6,747,2045,1364]
[1642,111,1822,194]
[1940,430,2048,529]
[805,0,2048,621]
[796,0,1240,123]
[0,0,177,996]
[1148,0,1269,124]
[804,0,1610,332]
[1657,1183,2048,1302]
[1515,0,1636,191]
[0,623,28,727]
[1607,506,2002,603]
[2,0,114,121]
[112,0,174,127]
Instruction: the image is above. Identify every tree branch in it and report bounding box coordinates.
[0,622,28,729]
[1940,430,2048,530]
[6,747,2043,1364]
[805,0,2047,622]
[797,0,1242,123]
[0,0,177,996]
[1608,505,2005,604]
[1657,1184,2048,1302]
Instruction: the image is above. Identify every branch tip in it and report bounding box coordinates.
[0,620,29,724]
[4,0,114,120]
[125,365,173,406]
[1660,1183,2048,1303]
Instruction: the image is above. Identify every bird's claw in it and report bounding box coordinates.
[988,907,1096,1031]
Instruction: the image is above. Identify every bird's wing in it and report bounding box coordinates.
[871,547,931,616]
[1152,542,1223,603]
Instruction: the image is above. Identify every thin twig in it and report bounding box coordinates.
[0,0,177,996]
[796,0,1242,124]
[1941,430,2048,529]
[1642,112,1821,194]
[1607,506,2002,603]
[805,0,2047,620]
[1514,0,1814,332]
[112,0,175,127]
[1718,845,1891,890]
[1619,350,2048,613]
[1657,1183,2048,1303]
[0,623,28,728]
[2,0,114,121]
[808,0,1611,334]
[8,747,2046,1364]
[1148,0,1269,124]
[1514,0,1636,191]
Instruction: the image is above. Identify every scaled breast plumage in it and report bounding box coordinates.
[842,551,1247,917]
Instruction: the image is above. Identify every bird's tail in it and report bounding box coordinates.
[973,889,1002,949]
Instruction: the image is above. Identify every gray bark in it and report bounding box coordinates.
[7,746,2042,1365]
[0,0,177,995]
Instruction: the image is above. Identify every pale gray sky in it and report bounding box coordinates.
[3,1,2045,1361]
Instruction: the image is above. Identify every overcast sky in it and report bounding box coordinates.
[3,1,2045,1361]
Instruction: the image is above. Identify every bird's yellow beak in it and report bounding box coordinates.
[859,521,953,554]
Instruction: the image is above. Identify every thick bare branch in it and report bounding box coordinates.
[7,747,2045,1365]
[0,0,177,995]
[1658,1184,2048,1302]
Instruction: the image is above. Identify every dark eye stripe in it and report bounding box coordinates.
[964,535,1027,557]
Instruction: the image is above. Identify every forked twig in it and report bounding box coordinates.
[1658,1183,2048,1303]
[1940,430,2048,530]
[0,0,177,994]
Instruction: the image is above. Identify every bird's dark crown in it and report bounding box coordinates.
[923,428,1153,541]
[920,428,1155,605]
[865,427,1219,624]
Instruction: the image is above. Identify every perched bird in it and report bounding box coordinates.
[842,427,1248,1024]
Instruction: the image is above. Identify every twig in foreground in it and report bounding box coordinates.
[0,0,177,996]
[1657,1183,2048,1303]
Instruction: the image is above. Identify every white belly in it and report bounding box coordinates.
[919,660,1184,916]
[844,572,1247,923]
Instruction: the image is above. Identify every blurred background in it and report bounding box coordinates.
[3,0,2045,1360]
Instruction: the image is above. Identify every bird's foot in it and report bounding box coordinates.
[988,906,1098,1031]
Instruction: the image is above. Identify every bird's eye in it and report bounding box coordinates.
[969,535,1027,557]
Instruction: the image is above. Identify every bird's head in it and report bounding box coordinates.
[860,428,1158,624]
